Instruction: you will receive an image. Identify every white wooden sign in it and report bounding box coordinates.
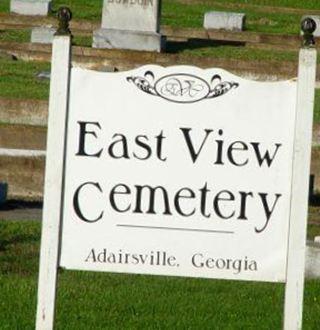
[36,35,317,330]
[60,66,296,283]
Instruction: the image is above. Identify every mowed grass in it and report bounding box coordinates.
[0,29,93,48]
[166,40,300,62]
[205,0,320,10]
[0,0,317,83]
[0,0,9,12]
[314,91,320,124]
[162,1,303,34]
[0,57,50,99]
[51,0,317,34]
[0,220,319,329]
[0,0,318,35]
[0,29,301,62]
[0,29,30,43]
[0,0,315,80]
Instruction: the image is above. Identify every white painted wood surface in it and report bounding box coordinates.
[35,35,71,330]
[284,48,317,330]
[59,66,297,283]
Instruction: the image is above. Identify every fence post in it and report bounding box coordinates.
[284,18,317,330]
[35,7,72,330]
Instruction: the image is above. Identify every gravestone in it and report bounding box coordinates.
[93,0,164,52]
[204,11,245,31]
[10,0,51,16]
[305,242,320,278]
[31,26,55,44]
[301,15,320,37]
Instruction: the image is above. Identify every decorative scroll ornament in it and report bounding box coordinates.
[127,71,239,103]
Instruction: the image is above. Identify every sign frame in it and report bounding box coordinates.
[35,14,317,330]
[283,47,317,329]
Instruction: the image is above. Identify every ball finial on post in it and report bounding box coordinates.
[55,7,72,36]
[301,17,316,47]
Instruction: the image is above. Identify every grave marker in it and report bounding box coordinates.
[31,26,55,44]
[10,0,51,16]
[93,0,165,52]
[204,11,246,31]
[305,242,320,279]
[36,9,317,330]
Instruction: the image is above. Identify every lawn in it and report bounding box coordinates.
[162,2,303,34]
[50,0,318,35]
[0,28,303,62]
[166,40,300,63]
[0,57,50,100]
[0,220,319,329]
[0,0,316,84]
[0,0,317,79]
[1,0,319,35]
[204,0,320,9]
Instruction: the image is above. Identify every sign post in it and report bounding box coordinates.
[35,7,72,330]
[284,19,317,330]
[35,11,317,330]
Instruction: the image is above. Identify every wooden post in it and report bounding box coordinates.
[284,18,317,330]
[35,8,72,330]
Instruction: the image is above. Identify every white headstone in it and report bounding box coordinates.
[93,0,164,52]
[31,26,55,44]
[204,11,246,31]
[305,243,320,278]
[11,0,51,16]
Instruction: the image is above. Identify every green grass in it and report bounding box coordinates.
[0,0,316,76]
[72,35,92,48]
[0,57,50,100]
[0,29,92,47]
[0,29,301,63]
[0,0,318,35]
[166,40,300,62]
[51,0,102,21]
[0,0,9,12]
[50,0,319,35]
[0,220,319,329]
[206,0,320,10]
[0,0,314,34]
[162,1,304,34]
[0,29,300,63]
[314,92,320,124]
[0,29,30,43]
